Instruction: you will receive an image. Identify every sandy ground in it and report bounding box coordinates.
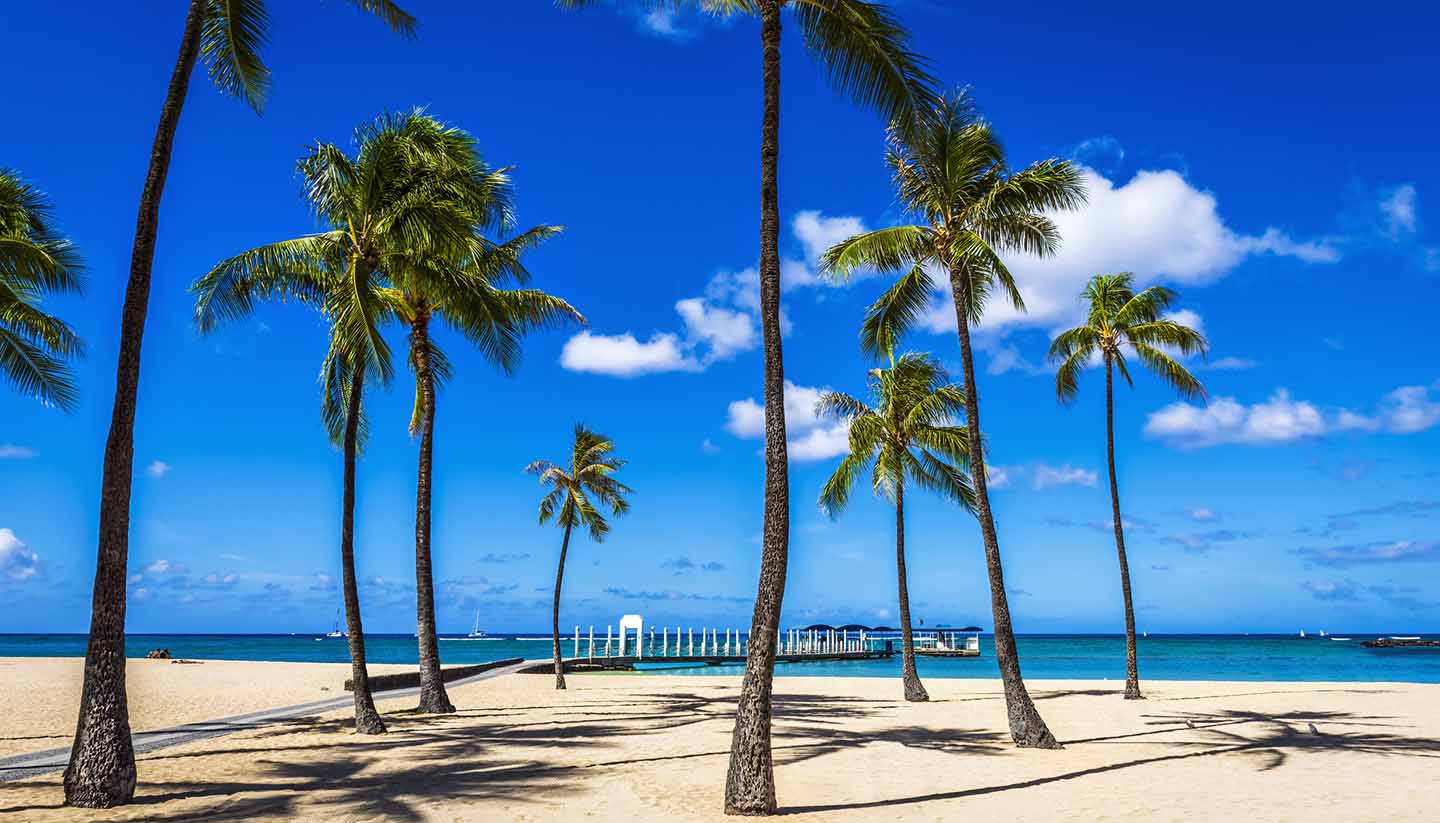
[0,657,413,759]
[2,666,1437,822]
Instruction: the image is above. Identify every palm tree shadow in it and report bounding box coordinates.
[783,707,1440,814]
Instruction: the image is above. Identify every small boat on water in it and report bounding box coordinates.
[1390,636,1421,641]
[462,610,501,640]
[1330,637,1352,641]
[324,609,345,639]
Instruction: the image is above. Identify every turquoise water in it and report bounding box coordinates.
[3,633,1438,682]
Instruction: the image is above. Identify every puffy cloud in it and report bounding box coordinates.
[985,465,1013,489]
[144,559,186,576]
[1032,462,1098,490]
[1186,507,1219,522]
[1144,390,1328,448]
[663,556,725,574]
[1160,529,1251,554]
[146,460,172,478]
[310,573,336,592]
[1297,540,1440,567]
[1198,356,1259,371]
[0,444,37,459]
[641,9,682,36]
[560,212,862,377]
[559,331,698,377]
[724,380,850,462]
[1146,383,1440,449]
[919,167,1339,336]
[0,528,40,582]
[478,552,530,564]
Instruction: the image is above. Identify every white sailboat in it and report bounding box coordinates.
[325,608,345,638]
[466,610,490,639]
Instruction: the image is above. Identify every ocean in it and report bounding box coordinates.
[3,633,1438,683]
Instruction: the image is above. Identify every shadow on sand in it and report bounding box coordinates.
[4,684,1437,820]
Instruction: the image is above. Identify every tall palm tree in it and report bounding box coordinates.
[817,349,974,702]
[0,170,84,410]
[67,2,415,807]
[1048,273,1207,699]
[526,425,632,691]
[559,2,931,810]
[398,224,583,714]
[821,90,1087,748]
[193,111,479,736]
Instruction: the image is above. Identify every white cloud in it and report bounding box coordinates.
[724,380,850,462]
[144,558,186,576]
[1186,507,1219,522]
[1163,308,1205,338]
[700,438,720,455]
[985,464,1014,490]
[792,210,866,266]
[1199,356,1259,371]
[0,528,40,581]
[146,460,172,478]
[0,444,37,459]
[1380,184,1418,237]
[1144,383,1440,448]
[675,297,757,360]
[918,167,1339,337]
[641,9,682,36]
[560,212,862,378]
[559,331,698,377]
[1032,462,1098,490]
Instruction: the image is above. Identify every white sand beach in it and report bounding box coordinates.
[0,657,413,759]
[2,659,1437,821]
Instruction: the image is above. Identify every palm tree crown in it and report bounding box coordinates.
[527,425,633,542]
[0,170,84,410]
[818,354,975,516]
[1049,272,1209,401]
[820,89,1086,322]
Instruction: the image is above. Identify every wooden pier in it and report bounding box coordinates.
[519,618,901,674]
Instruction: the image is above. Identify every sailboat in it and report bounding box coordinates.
[466,610,491,639]
[325,608,345,638]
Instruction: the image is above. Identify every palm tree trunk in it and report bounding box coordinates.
[1105,357,1143,699]
[341,365,386,734]
[411,313,454,714]
[552,522,573,690]
[64,0,207,807]
[725,1,788,815]
[947,268,1060,748]
[895,479,928,702]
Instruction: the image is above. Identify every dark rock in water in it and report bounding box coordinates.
[146,647,172,659]
[1361,638,1440,649]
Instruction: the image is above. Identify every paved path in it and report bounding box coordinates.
[0,659,540,782]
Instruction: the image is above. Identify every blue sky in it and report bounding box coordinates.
[2,1,1438,635]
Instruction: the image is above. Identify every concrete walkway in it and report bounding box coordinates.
[0,658,540,782]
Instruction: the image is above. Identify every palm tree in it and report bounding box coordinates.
[559,2,932,810]
[0,170,84,410]
[66,2,415,807]
[821,89,1087,748]
[398,223,583,714]
[817,348,974,702]
[193,111,480,736]
[1048,273,1207,699]
[526,425,632,691]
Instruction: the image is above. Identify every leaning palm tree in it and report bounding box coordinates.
[817,350,975,702]
[67,2,415,807]
[526,425,632,691]
[397,223,583,714]
[0,170,84,410]
[559,1,932,810]
[1049,273,1207,699]
[193,111,478,736]
[821,89,1087,748]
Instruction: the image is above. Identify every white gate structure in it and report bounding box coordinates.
[617,613,645,659]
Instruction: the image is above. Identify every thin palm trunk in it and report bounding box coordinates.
[895,479,928,702]
[725,1,788,814]
[341,366,386,734]
[1105,357,1143,699]
[551,522,573,690]
[948,268,1060,748]
[411,313,455,714]
[64,1,206,806]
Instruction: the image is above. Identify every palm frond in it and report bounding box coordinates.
[1131,341,1206,401]
[791,0,935,122]
[200,0,273,113]
[860,263,934,360]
